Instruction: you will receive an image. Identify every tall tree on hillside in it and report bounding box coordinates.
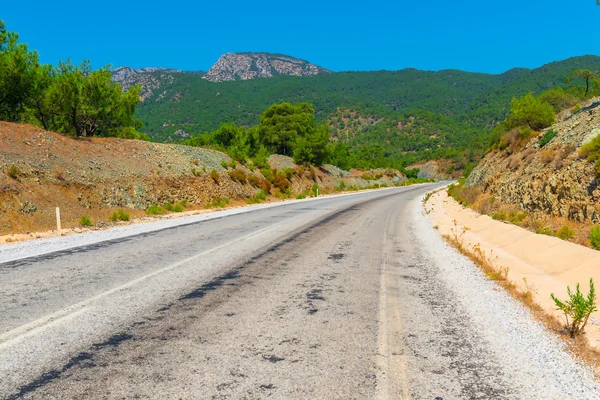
[0,20,39,121]
[48,61,141,137]
[567,69,598,98]
[507,92,555,131]
[293,124,331,166]
[258,102,315,155]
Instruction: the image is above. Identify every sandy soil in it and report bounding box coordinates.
[426,189,600,349]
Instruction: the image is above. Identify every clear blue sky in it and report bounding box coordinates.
[3,0,600,74]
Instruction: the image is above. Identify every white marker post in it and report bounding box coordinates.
[56,207,62,235]
[316,188,319,197]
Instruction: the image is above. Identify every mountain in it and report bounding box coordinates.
[111,66,183,100]
[202,52,331,82]
[122,55,600,171]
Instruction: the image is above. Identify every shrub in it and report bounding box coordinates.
[508,92,556,131]
[536,226,554,236]
[247,189,268,204]
[260,168,274,183]
[556,225,576,240]
[79,215,93,227]
[273,173,290,192]
[146,204,165,215]
[579,134,600,161]
[540,149,555,164]
[110,209,130,222]
[210,169,219,183]
[551,278,597,337]
[220,161,229,169]
[7,164,20,179]
[492,212,507,221]
[573,104,581,114]
[590,226,600,250]
[296,193,307,199]
[163,202,184,212]
[228,169,247,183]
[539,130,557,148]
[206,198,229,208]
[191,168,202,177]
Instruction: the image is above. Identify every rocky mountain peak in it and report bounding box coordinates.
[202,52,331,83]
[111,67,183,100]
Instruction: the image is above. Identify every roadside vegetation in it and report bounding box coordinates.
[434,207,600,374]
[447,181,600,251]
[0,20,145,139]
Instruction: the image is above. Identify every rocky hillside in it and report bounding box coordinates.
[0,122,403,236]
[467,97,600,222]
[202,52,331,82]
[111,67,184,100]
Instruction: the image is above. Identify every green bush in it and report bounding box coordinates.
[163,202,184,212]
[206,198,230,208]
[539,130,557,148]
[247,189,268,204]
[590,226,600,250]
[146,204,166,215]
[7,164,20,179]
[110,209,130,222]
[551,278,597,337]
[79,215,93,227]
[579,134,600,161]
[260,168,274,183]
[556,225,576,240]
[508,92,556,131]
[296,193,307,199]
[220,161,229,169]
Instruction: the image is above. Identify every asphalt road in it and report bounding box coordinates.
[1,184,598,399]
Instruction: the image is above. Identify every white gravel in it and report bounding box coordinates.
[414,200,600,399]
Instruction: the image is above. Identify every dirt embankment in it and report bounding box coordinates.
[0,122,404,237]
[467,97,600,223]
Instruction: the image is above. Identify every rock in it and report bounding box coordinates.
[202,53,330,83]
[467,97,600,223]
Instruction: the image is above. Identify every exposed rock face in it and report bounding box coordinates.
[467,97,600,222]
[203,52,330,82]
[111,67,183,100]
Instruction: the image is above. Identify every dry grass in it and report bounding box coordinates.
[449,184,598,249]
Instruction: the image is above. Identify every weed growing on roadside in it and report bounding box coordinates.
[79,215,93,227]
[557,225,576,240]
[110,209,130,222]
[146,204,166,215]
[552,278,597,338]
[163,202,184,212]
[590,226,600,250]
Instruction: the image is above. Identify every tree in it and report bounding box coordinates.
[567,69,598,98]
[0,20,39,121]
[47,61,141,137]
[507,92,555,131]
[258,102,315,155]
[293,124,331,166]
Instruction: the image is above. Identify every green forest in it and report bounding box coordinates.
[135,55,600,171]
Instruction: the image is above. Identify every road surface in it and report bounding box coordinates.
[0,185,598,399]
